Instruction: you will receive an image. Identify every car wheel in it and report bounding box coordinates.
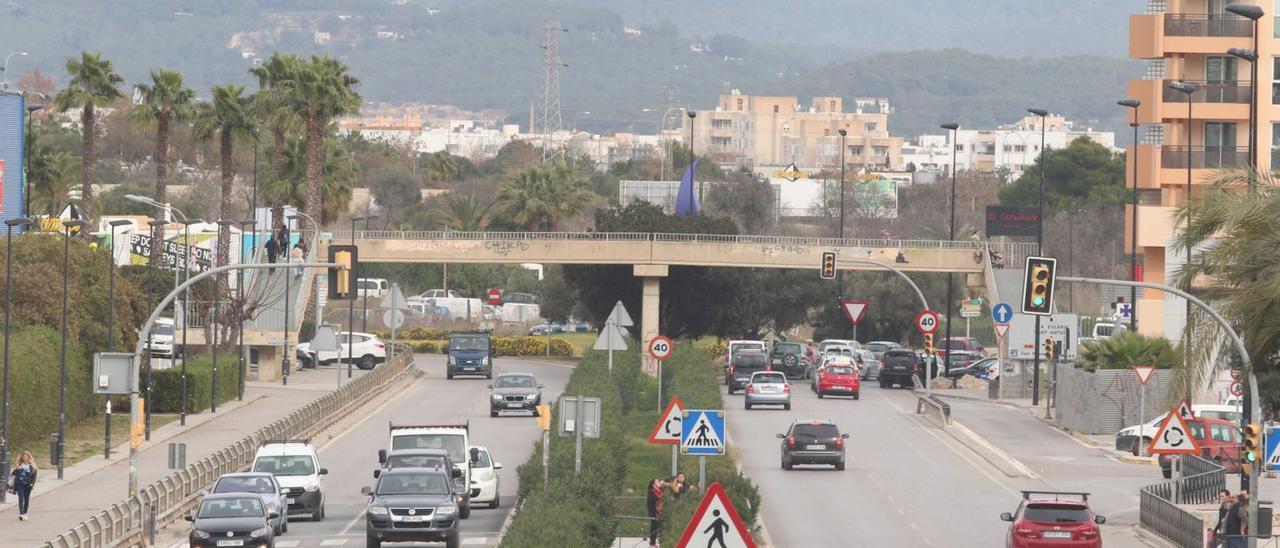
[367,534,382,548]
[879,380,887,389]
[357,355,377,370]
[784,403,791,411]
[281,517,288,534]
[818,391,824,399]
[460,504,471,519]
[446,532,461,548]
[727,386,735,395]
[836,460,846,471]
[486,370,493,380]
[490,494,501,509]
[312,505,323,522]
[744,402,752,410]
[447,371,455,380]
[490,409,499,418]
[782,458,792,471]
[532,406,540,417]
[853,392,860,400]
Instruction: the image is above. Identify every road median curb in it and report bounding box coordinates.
[945,421,1040,479]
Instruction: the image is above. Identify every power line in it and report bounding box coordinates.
[540,20,568,164]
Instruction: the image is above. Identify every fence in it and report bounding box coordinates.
[1053,363,1174,435]
[37,351,416,548]
[1140,454,1225,548]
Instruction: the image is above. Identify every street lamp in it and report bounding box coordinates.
[23,104,43,218]
[1026,108,1049,409]
[178,218,204,425]
[1,216,32,502]
[212,219,238,413]
[1227,47,1259,187]
[144,218,167,440]
[2,51,27,90]
[940,123,960,378]
[57,218,88,479]
[1118,99,1141,334]
[359,214,377,333]
[687,111,698,203]
[836,128,849,338]
[104,219,130,459]
[349,214,377,378]
[1167,80,1198,431]
[236,219,256,401]
[657,107,687,181]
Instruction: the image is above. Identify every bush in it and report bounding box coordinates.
[148,353,240,413]
[399,337,573,357]
[1,325,96,456]
[412,341,440,353]
[704,340,728,361]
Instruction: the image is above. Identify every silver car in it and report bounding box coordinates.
[855,349,881,381]
[744,371,791,410]
[210,472,289,535]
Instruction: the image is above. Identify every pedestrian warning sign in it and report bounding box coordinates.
[1147,408,1201,455]
[681,409,725,456]
[649,396,686,445]
[676,482,756,548]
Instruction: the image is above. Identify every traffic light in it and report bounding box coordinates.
[923,333,935,354]
[1243,423,1263,467]
[1021,256,1058,315]
[327,244,359,301]
[820,251,837,280]
[1043,337,1056,360]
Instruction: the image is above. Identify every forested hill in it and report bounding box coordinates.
[0,0,1138,137]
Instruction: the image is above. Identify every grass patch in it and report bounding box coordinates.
[23,412,179,469]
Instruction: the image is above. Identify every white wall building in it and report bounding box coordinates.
[904,115,1118,181]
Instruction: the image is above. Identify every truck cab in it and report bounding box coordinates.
[447,332,492,379]
[387,423,473,519]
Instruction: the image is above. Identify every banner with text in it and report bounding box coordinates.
[985,205,1040,238]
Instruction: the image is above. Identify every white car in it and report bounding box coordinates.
[819,339,862,353]
[1114,403,1242,455]
[251,440,327,521]
[148,317,177,358]
[295,331,386,370]
[468,445,502,509]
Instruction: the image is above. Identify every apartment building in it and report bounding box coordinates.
[903,115,1117,180]
[1126,0,1271,338]
[684,91,904,172]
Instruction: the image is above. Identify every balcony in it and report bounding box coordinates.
[1161,80,1251,103]
[1130,13,1253,58]
[1161,145,1247,169]
[1163,14,1252,37]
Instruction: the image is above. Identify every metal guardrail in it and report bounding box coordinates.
[916,394,952,427]
[37,351,416,548]
[1139,454,1226,548]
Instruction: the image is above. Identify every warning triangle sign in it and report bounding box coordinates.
[1175,398,1193,420]
[676,483,756,548]
[1148,409,1201,455]
[841,300,868,325]
[649,397,685,445]
[1133,365,1155,385]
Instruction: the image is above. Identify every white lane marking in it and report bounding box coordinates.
[462,538,489,545]
[338,507,366,536]
[320,539,348,546]
[275,541,301,547]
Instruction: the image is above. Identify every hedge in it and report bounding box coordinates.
[405,337,572,357]
[149,353,241,413]
[0,325,96,455]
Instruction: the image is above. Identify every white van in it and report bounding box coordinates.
[357,278,389,298]
[251,440,328,521]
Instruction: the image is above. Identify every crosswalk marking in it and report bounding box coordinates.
[462,538,490,545]
[275,541,301,548]
[319,540,348,546]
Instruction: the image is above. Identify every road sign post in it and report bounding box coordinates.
[648,335,673,410]
[1133,365,1155,457]
[914,310,939,395]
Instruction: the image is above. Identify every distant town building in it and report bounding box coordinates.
[903,114,1117,181]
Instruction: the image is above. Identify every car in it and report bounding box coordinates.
[878,349,923,389]
[1000,491,1105,548]
[939,350,982,374]
[854,349,881,381]
[488,373,542,416]
[863,340,902,362]
[810,355,855,392]
[387,423,473,518]
[362,468,462,548]
[744,371,791,410]
[447,332,492,379]
[1156,417,1242,478]
[296,331,387,370]
[251,440,327,521]
[357,278,390,299]
[148,317,178,359]
[1114,404,1242,456]
[944,356,1000,381]
[185,492,279,548]
[777,419,848,470]
[727,349,769,395]
[724,340,767,374]
[416,289,462,300]
[809,345,855,379]
[210,472,289,535]
[769,341,809,379]
[818,339,861,353]
[375,449,466,507]
[467,446,502,509]
[501,291,540,305]
[816,363,860,399]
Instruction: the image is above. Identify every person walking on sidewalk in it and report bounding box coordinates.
[1212,489,1232,547]
[646,477,665,547]
[1224,492,1248,548]
[290,240,305,279]
[9,450,38,520]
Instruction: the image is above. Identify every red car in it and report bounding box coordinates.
[815,363,860,400]
[1001,491,1104,548]
[1157,417,1241,478]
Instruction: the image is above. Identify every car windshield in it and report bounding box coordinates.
[1023,504,1090,523]
[495,375,536,389]
[252,455,316,477]
[753,373,785,384]
[732,343,764,352]
[450,336,489,352]
[387,454,448,470]
[376,472,452,496]
[733,354,766,368]
[866,343,892,353]
[774,343,802,354]
[393,434,466,463]
[826,366,855,376]
[198,497,264,519]
[792,424,839,440]
[153,324,174,336]
[213,476,276,494]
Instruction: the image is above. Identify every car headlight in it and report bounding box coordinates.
[448,355,455,365]
[367,505,389,515]
[251,526,273,537]
[483,356,491,365]
[303,481,320,492]
[435,504,458,516]
[491,393,503,401]
[192,530,211,539]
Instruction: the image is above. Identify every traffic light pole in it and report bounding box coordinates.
[1058,275,1259,546]
[126,261,343,498]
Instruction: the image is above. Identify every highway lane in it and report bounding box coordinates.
[267,354,572,548]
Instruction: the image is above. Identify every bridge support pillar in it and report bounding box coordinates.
[635,265,668,377]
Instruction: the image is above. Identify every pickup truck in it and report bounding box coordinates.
[386,423,474,519]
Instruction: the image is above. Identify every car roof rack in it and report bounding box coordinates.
[260,438,311,446]
[389,421,470,432]
[1021,490,1090,502]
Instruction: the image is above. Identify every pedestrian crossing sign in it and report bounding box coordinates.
[681,409,726,456]
[1266,426,1280,472]
[676,482,756,548]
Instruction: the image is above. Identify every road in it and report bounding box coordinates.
[194,354,572,548]
[725,380,1169,547]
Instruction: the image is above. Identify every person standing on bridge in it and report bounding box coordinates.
[9,450,37,520]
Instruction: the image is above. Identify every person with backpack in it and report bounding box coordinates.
[9,450,38,520]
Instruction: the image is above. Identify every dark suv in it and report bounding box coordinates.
[769,341,809,379]
[362,468,462,548]
[777,419,848,470]
[879,350,922,389]
[727,349,768,395]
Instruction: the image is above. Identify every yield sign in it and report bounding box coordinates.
[994,324,1009,339]
[676,482,756,548]
[1148,409,1201,455]
[607,300,635,327]
[841,300,868,325]
[648,396,685,445]
[1133,365,1155,385]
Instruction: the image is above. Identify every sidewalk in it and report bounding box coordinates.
[0,363,373,545]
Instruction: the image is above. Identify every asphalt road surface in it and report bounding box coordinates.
[255,355,572,548]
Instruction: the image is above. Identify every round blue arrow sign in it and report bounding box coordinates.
[992,302,1013,324]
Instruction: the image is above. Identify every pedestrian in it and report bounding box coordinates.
[264,235,279,272]
[1213,489,1232,547]
[669,471,692,499]
[1224,492,1247,548]
[9,450,38,520]
[645,478,664,548]
[290,240,305,279]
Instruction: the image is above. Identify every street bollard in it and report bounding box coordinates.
[148,503,157,545]
[48,432,60,466]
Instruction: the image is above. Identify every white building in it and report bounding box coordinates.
[904,114,1118,181]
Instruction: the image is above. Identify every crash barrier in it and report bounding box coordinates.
[1139,454,1225,548]
[38,351,415,548]
[916,394,951,427]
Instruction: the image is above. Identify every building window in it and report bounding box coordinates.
[736,98,744,111]
[955,144,965,152]
[1274,57,1280,104]
[873,146,888,156]
[849,145,864,156]
[711,136,733,146]
[711,119,732,130]
[773,105,779,113]
[865,122,877,132]
[1271,123,1280,168]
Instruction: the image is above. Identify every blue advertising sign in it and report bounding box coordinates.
[0,93,24,227]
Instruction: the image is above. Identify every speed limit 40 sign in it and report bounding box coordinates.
[648,336,674,361]
[915,310,940,335]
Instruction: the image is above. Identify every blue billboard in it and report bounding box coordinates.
[0,93,24,228]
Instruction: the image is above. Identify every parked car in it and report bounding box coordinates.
[488,373,542,416]
[815,363,860,399]
[878,350,923,389]
[1156,417,1242,478]
[186,493,278,548]
[251,440,327,521]
[1000,491,1104,548]
[769,341,809,379]
[210,472,288,535]
[416,289,462,300]
[1114,404,1242,456]
[357,278,390,299]
[468,446,502,509]
[863,340,902,361]
[362,468,461,548]
[727,349,769,395]
[744,371,791,410]
[939,350,982,373]
[777,419,848,471]
[296,332,386,370]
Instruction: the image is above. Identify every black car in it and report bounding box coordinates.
[769,341,808,379]
[777,419,848,471]
[376,449,469,512]
[488,373,543,417]
[727,349,769,394]
[186,493,278,548]
[363,468,462,548]
[879,349,922,389]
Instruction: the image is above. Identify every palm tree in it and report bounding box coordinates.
[192,85,256,288]
[432,192,493,231]
[54,51,123,224]
[131,68,195,263]
[497,166,592,231]
[421,151,459,183]
[274,136,356,225]
[274,55,360,226]
[249,53,303,229]
[29,152,78,215]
